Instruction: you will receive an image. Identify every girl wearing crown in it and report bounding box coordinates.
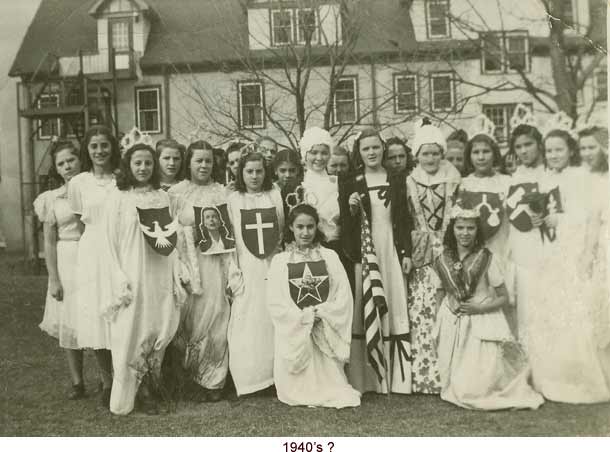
[102,143,185,415]
[227,151,284,396]
[338,127,413,395]
[67,125,120,407]
[169,140,234,403]
[266,204,361,408]
[432,206,543,410]
[406,119,461,394]
[34,140,85,399]
[526,118,610,403]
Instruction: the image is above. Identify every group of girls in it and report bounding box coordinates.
[35,105,609,416]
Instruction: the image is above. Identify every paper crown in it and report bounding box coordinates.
[542,111,576,138]
[450,204,480,220]
[510,104,538,130]
[120,126,154,153]
[284,185,321,213]
[469,114,497,141]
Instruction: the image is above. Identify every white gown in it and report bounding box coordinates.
[170,180,232,390]
[67,172,115,349]
[226,188,285,395]
[529,166,610,403]
[34,186,81,349]
[103,189,184,415]
[267,245,361,408]
[301,171,341,242]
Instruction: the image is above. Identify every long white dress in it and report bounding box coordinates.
[170,180,232,391]
[34,186,81,349]
[226,188,284,395]
[528,166,610,403]
[267,244,361,408]
[67,172,115,349]
[103,188,184,415]
[348,171,412,394]
[433,252,544,411]
[505,164,547,348]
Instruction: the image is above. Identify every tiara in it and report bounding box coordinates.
[469,114,496,140]
[542,111,575,137]
[120,126,154,153]
[510,104,537,130]
[450,205,480,220]
[284,185,320,213]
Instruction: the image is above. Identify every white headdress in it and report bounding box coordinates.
[412,118,446,156]
[450,204,480,220]
[542,111,576,138]
[120,126,154,154]
[299,127,334,160]
[510,104,538,130]
[469,114,497,141]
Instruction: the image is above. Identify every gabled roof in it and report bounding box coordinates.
[9,0,607,78]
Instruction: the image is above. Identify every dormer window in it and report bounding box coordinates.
[270,8,319,47]
[271,10,293,46]
[426,0,450,39]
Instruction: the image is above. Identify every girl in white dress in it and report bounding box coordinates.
[170,140,233,403]
[528,126,610,403]
[339,128,413,394]
[34,140,85,399]
[103,143,184,415]
[267,204,360,408]
[67,125,120,407]
[156,138,185,192]
[433,206,543,411]
[227,151,284,395]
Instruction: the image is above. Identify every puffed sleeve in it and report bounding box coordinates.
[67,174,83,215]
[33,190,56,225]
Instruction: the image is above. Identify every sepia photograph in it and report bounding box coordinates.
[0,0,609,441]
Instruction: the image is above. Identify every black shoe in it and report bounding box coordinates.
[207,388,223,403]
[100,387,111,408]
[68,383,86,400]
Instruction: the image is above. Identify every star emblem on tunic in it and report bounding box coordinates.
[289,262,329,306]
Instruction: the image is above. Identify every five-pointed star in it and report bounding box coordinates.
[289,263,329,306]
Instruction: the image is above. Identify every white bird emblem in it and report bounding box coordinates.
[140,218,178,249]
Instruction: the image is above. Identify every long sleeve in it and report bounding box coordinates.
[266,254,315,374]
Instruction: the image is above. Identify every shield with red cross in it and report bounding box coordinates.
[240,207,279,259]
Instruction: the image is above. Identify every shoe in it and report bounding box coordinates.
[207,389,223,403]
[193,386,209,403]
[68,383,86,400]
[138,397,160,415]
[100,386,112,408]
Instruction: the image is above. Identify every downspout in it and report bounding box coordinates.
[371,61,379,127]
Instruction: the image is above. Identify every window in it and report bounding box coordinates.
[111,20,130,51]
[37,94,60,140]
[426,0,450,38]
[596,71,607,102]
[430,73,454,112]
[482,103,531,143]
[271,10,293,46]
[481,31,529,73]
[333,77,358,125]
[135,86,162,134]
[562,0,575,25]
[238,81,265,129]
[394,74,418,113]
[297,9,318,44]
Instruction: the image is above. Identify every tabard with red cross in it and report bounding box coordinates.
[240,207,279,259]
[288,260,329,309]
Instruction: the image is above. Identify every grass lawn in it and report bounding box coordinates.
[1,253,609,437]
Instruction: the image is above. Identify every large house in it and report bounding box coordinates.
[5,0,608,257]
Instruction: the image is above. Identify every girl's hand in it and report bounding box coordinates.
[544,214,558,228]
[530,212,544,228]
[313,307,322,321]
[458,301,483,315]
[49,278,64,302]
[348,193,361,215]
[401,257,413,275]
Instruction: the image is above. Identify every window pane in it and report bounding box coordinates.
[336,102,355,123]
[273,11,292,45]
[396,77,416,111]
[432,76,451,110]
[138,90,158,110]
[241,85,261,106]
[240,83,263,128]
[334,78,356,123]
[507,36,527,71]
[483,34,503,72]
[483,105,508,142]
[428,1,448,36]
[562,0,574,24]
[140,111,158,132]
[298,10,316,42]
[111,22,129,50]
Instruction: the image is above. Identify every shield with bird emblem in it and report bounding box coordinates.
[288,260,330,309]
[136,206,178,256]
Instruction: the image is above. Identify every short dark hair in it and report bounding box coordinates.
[234,151,274,193]
[184,140,222,182]
[155,138,186,181]
[509,124,543,158]
[443,217,486,257]
[284,203,326,245]
[351,127,386,171]
[544,129,581,167]
[447,129,469,146]
[463,134,503,175]
[578,126,609,172]
[47,139,81,187]
[273,149,304,180]
[116,143,160,190]
[80,125,121,172]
